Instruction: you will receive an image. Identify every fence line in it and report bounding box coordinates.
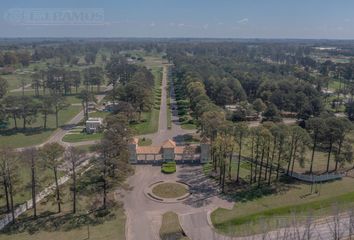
[232,154,345,183]
[0,157,91,230]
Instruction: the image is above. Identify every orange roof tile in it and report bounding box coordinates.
[174,146,185,154]
[129,137,139,144]
[137,146,161,154]
[201,136,210,144]
[162,139,176,148]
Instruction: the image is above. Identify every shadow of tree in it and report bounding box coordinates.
[0,127,54,137]
[177,165,224,208]
[176,165,305,208]
[1,208,117,236]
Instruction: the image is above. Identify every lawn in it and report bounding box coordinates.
[203,155,354,236]
[152,182,188,198]
[89,111,111,119]
[181,123,197,130]
[130,110,159,135]
[0,208,125,240]
[159,212,190,240]
[0,171,126,240]
[130,66,162,135]
[62,132,103,143]
[0,165,54,217]
[75,144,97,153]
[210,176,354,236]
[0,105,81,148]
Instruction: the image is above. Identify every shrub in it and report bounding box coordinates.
[178,109,187,116]
[179,116,188,122]
[161,161,176,174]
[187,119,196,124]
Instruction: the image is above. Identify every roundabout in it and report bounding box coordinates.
[145,180,191,203]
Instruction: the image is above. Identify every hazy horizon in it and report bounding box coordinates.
[1,0,354,40]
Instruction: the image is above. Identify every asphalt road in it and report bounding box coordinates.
[121,165,233,240]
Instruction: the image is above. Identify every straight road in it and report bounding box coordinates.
[138,64,196,146]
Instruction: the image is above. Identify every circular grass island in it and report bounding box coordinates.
[152,182,188,199]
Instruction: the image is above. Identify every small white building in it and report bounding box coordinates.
[86,117,103,133]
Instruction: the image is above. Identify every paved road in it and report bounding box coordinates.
[138,64,196,146]
[16,91,108,151]
[121,165,233,240]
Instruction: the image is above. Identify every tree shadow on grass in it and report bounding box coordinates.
[220,175,304,203]
[1,207,117,236]
[0,127,54,137]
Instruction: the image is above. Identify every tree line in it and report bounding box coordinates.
[0,113,132,224]
[203,115,353,192]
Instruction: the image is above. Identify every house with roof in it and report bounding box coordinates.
[85,117,103,133]
[128,138,210,164]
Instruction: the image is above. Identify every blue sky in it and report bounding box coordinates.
[0,0,354,39]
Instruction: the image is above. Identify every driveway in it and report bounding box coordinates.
[121,165,233,240]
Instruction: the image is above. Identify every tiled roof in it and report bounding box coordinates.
[137,146,162,154]
[174,146,185,154]
[129,137,139,144]
[200,136,210,144]
[162,139,176,148]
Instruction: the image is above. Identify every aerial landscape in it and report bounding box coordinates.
[1,1,354,239]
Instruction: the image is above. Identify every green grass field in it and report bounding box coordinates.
[181,123,197,130]
[0,105,81,148]
[130,66,162,135]
[0,172,126,240]
[210,175,354,236]
[62,132,103,143]
[89,111,111,119]
[0,166,55,217]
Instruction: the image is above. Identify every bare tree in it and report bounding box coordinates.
[64,146,84,214]
[0,148,18,223]
[22,147,39,218]
[302,214,315,240]
[0,148,11,213]
[40,143,65,213]
[349,208,354,240]
[327,205,345,240]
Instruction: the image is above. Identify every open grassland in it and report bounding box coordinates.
[210,170,354,236]
[0,105,81,148]
[62,132,103,143]
[0,166,55,218]
[0,174,126,240]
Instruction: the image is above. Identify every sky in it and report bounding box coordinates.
[1,0,354,39]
